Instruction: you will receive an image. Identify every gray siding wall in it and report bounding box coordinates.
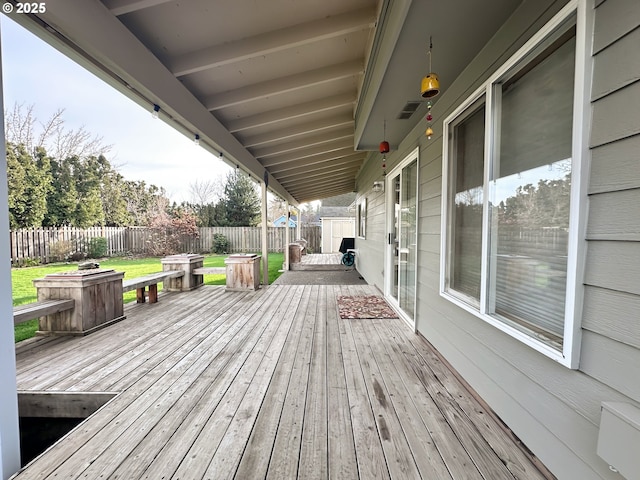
[354,161,386,287]
[354,0,640,479]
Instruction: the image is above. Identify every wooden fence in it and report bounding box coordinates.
[9,225,321,265]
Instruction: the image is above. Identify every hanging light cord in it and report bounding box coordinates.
[428,36,433,72]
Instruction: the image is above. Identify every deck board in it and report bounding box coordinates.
[13,285,551,480]
[266,285,319,480]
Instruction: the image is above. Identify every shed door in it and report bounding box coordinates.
[322,218,355,253]
[331,219,354,253]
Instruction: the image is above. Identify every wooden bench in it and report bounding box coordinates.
[192,267,226,275]
[122,271,184,304]
[13,299,75,325]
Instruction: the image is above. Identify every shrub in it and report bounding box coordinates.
[68,251,87,261]
[49,240,74,262]
[147,210,200,256]
[18,257,40,267]
[212,234,230,254]
[88,237,108,258]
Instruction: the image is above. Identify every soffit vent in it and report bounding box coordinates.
[396,101,422,119]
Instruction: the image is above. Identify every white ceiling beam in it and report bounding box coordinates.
[170,7,376,77]
[278,165,360,185]
[226,93,355,133]
[289,183,354,198]
[297,188,354,202]
[354,0,411,149]
[268,151,363,173]
[298,191,351,202]
[204,60,363,111]
[103,0,173,16]
[260,138,353,168]
[261,142,355,168]
[241,114,354,149]
[288,180,355,198]
[296,183,354,197]
[252,127,353,159]
[274,156,363,180]
[281,167,360,186]
[279,165,362,186]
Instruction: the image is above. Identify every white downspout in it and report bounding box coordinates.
[284,201,290,271]
[261,179,268,286]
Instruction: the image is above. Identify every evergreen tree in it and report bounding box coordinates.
[6,143,50,228]
[498,175,571,228]
[220,171,261,226]
[43,157,78,226]
[66,155,104,227]
[101,171,131,226]
[4,107,171,228]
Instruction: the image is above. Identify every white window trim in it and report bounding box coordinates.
[439,0,592,368]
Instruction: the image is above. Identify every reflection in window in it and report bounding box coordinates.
[357,199,366,238]
[399,160,418,318]
[491,161,571,340]
[448,100,485,304]
[442,13,579,356]
[490,31,575,342]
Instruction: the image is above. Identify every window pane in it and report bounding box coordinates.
[357,200,366,237]
[491,32,575,341]
[399,160,417,318]
[448,100,485,303]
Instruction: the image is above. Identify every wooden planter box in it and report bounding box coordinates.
[225,254,261,291]
[33,269,125,336]
[161,254,205,291]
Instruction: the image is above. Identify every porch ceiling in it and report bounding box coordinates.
[7,0,520,204]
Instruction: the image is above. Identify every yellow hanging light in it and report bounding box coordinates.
[421,37,440,98]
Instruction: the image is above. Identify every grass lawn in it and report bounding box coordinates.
[13,253,285,343]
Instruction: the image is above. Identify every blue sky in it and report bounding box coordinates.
[0,15,231,202]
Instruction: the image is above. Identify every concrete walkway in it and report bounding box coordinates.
[273,268,367,285]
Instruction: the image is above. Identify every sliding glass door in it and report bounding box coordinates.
[385,148,419,328]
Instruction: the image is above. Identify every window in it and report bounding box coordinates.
[357,198,366,238]
[446,96,485,306]
[441,3,589,367]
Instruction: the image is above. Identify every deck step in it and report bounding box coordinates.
[290,263,351,271]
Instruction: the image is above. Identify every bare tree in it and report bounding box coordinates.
[268,195,287,223]
[5,102,35,148]
[188,178,223,205]
[4,102,111,159]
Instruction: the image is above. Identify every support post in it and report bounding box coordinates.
[261,180,269,286]
[285,201,290,271]
[0,28,22,477]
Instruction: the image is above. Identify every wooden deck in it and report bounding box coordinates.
[14,285,550,480]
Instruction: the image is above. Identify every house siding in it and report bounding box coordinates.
[353,156,386,287]
[355,0,640,479]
